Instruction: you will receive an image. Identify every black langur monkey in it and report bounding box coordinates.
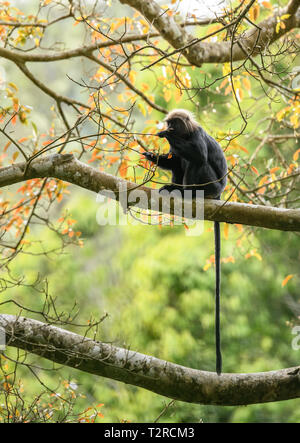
[142,109,228,375]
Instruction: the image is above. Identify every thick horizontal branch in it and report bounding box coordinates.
[0,314,299,406]
[0,36,155,64]
[120,0,300,66]
[1,153,300,231]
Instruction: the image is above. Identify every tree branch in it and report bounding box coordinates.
[1,0,298,68]
[0,153,300,231]
[0,314,299,406]
[0,13,237,64]
[85,53,167,114]
[1,47,167,116]
[120,0,300,66]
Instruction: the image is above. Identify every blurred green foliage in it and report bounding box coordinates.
[2,192,299,423]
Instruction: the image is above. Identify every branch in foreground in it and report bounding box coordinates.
[0,315,299,406]
[1,153,300,231]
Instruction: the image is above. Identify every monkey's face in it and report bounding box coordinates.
[167,118,190,136]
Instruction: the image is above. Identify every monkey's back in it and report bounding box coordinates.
[184,127,227,198]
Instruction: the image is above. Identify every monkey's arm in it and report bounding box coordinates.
[142,151,181,171]
[170,134,208,163]
[158,128,208,163]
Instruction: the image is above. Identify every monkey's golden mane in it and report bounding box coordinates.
[165,109,199,133]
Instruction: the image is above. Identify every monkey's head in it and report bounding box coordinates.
[165,109,198,136]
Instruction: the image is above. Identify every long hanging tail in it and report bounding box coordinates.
[214,221,222,375]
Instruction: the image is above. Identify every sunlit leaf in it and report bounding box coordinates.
[242,77,251,91]
[269,167,280,174]
[119,160,128,178]
[12,151,19,161]
[281,274,294,287]
[251,166,259,175]
[262,1,272,9]
[293,149,300,161]
[249,4,260,22]
[224,223,229,240]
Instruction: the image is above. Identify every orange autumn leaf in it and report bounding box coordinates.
[281,274,294,287]
[257,186,266,195]
[293,149,300,162]
[258,175,268,187]
[4,141,11,152]
[223,223,229,240]
[262,1,272,8]
[242,77,251,91]
[287,163,296,174]
[251,165,259,175]
[3,382,12,392]
[234,223,243,232]
[220,78,228,89]
[245,249,262,261]
[18,137,28,143]
[225,85,232,95]
[12,151,19,161]
[222,256,235,264]
[20,239,30,245]
[269,167,280,174]
[107,156,119,165]
[119,160,128,178]
[249,4,260,21]
[238,145,249,154]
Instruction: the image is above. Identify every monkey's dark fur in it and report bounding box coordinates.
[142,109,228,375]
[143,109,227,199]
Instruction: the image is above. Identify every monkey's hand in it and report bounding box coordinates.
[142,151,156,162]
[156,130,170,138]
